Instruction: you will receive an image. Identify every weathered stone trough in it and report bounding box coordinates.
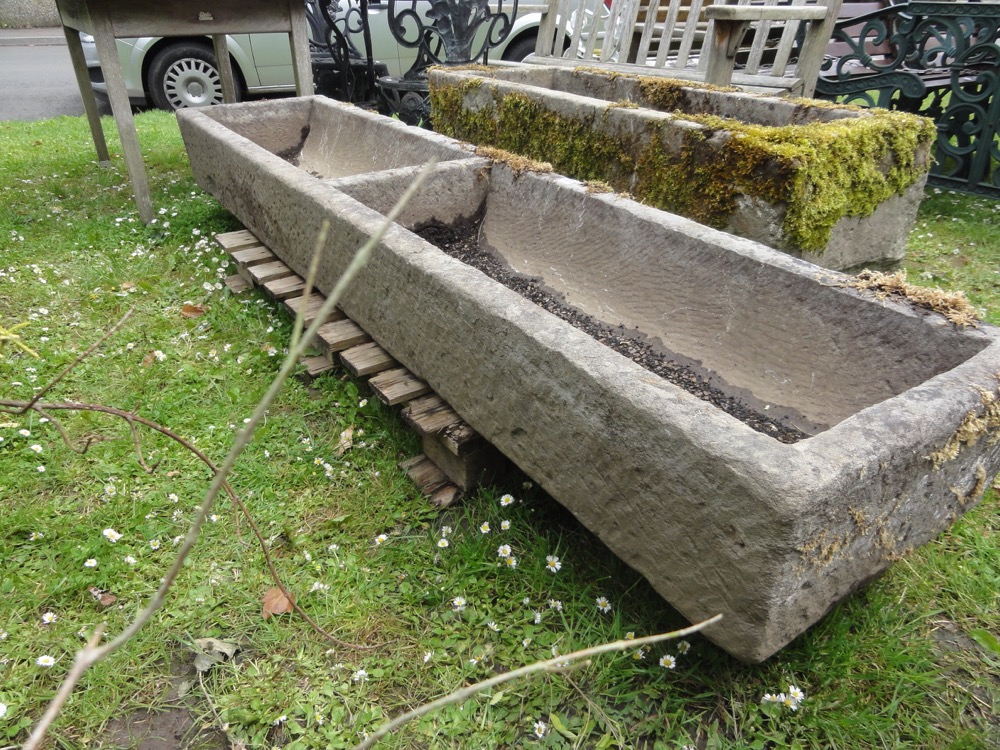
[429,64,936,272]
[177,97,1000,662]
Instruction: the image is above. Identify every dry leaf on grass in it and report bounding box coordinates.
[334,426,354,456]
[87,587,117,607]
[181,303,207,318]
[192,637,240,673]
[262,587,295,619]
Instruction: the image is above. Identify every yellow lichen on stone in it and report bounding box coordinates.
[928,376,1000,469]
[846,269,980,327]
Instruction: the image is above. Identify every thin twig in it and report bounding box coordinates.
[21,159,438,749]
[19,307,134,414]
[289,220,328,352]
[23,624,105,750]
[128,419,158,473]
[351,615,723,750]
[564,674,626,748]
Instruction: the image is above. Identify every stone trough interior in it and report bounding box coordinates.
[481,65,860,125]
[199,96,476,179]
[333,164,988,437]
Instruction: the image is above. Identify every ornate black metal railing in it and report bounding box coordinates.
[815,1,1000,196]
[307,0,386,103]
[378,0,519,125]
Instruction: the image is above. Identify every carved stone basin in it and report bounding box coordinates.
[178,97,1000,662]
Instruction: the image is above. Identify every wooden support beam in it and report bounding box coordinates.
[224,274,250,293]
[316,319,370,357]
[369,367,431,406]
[340,341,398,378]
[423,432,506,491]
[399,454,461,507]
[301,355,335,377]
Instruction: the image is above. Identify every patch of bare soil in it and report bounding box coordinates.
[415,216,808,443]
[103,708,227,750]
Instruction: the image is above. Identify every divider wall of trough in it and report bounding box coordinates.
[177,97,1000,662]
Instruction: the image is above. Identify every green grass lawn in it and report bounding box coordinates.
[0,111,997,750]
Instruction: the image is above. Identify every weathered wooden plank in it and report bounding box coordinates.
[369,367,431,406]
[215,229,259,252]
[340,341,398,377]
[231,244,273,266]
[263,274,306,301]
[301,355,335,377]
[423,432,506,491]
[233,246,278,282]
[401,393,462,436]
[316,319,370,357]
[284,293,345,327]
[224,274,250,293]
[399,455,459,504]
[247,259,295,286]
[442,421,481,457]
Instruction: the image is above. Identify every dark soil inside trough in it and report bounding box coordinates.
[415,216,809,444]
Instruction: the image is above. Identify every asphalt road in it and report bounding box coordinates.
[0,40,111,121]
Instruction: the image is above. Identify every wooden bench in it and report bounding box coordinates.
[531,0,843,98]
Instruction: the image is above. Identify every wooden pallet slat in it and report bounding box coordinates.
[215,229,259,252]
[284,293,345,327]
[316,319,371,358]
[401,393,462,436]
[247,259,295,286]
[369,367,431,406]
[340,341,398,377]
[231,244,274,268]
[263,275,307,301]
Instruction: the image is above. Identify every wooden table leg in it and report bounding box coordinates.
[62,24,110,163]
[212,34,238,103]
[90,16,154,223]
[289,0,314,96]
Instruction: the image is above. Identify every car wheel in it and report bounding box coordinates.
[147,43,237,111]
[500,35,538,62]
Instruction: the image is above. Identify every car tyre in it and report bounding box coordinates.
[500,34,538,62]
[147,43,238,111]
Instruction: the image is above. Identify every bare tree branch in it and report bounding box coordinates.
[19,308,135,414]
[352,615,724,750]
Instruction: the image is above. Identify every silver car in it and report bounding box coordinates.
[81,0,545,110]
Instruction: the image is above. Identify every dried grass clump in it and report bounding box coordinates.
[848,270,980,327]
[474,146,552,176]
[929,377,1000,469]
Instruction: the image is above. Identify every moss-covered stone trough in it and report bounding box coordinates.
[177,97,1000,661]
[429,65,936,271]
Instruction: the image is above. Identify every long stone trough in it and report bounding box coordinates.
[429,64,936,272]
[178,96,1000,662]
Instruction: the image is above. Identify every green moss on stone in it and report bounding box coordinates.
[429,77,935,252]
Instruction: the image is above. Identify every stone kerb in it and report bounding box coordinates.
[428,65,935,272]
[177,97,1000,661]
